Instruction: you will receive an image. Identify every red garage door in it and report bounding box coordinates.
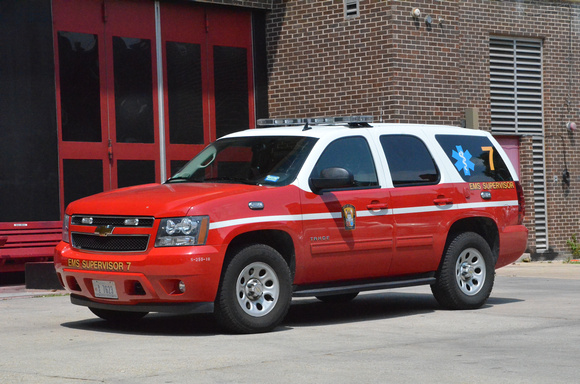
[53,0,254,212]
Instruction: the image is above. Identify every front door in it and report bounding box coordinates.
[299,136,394,284]
[53,0,254,212]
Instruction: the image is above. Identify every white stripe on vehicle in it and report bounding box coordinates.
[208,200,519,230]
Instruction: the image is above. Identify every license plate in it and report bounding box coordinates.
[92,280,118,299]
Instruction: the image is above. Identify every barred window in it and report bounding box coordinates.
[344,0,359,19]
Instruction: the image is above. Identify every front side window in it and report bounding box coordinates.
[436,134,513,182]
[311,136,378,188]
[167,136,317,186]
[381,135,440,187]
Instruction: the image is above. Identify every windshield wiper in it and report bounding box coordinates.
[204,177,253,184]
[165,176,194,183]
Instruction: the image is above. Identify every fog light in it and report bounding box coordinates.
[178,281,186,293]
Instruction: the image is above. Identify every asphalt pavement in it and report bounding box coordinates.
[0,261,579,383]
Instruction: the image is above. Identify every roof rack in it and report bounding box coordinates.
[257,116,373,128]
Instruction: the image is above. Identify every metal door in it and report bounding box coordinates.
[54,0,159,210]
[53,0,254,211]
[159,4,254,177]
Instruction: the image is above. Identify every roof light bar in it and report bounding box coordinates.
[257,116,373,127]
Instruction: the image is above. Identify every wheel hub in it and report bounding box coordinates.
[460,262,475,281]
[455,248,487,296]
[245,278,264,300]
[235,261,281,318]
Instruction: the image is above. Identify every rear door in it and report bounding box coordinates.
[378,133,462,276]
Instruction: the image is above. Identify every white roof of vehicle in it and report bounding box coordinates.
[223,123,491,140]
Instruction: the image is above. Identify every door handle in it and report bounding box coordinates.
[433,198,453,205]
[367,203,388,210]
[108,139,113,162]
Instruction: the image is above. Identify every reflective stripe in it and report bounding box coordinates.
[208,200,519,230]
[392,200,518,215]
[210,215,298,230]
[209,212,341,230]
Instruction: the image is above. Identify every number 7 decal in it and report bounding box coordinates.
[481,146,495,171]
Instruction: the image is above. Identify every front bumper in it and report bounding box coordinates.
[70,294,214,314]
[54,241,224,310]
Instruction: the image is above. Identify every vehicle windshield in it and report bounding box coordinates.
[166,136,318,186]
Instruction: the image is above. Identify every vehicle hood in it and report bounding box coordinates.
[66,183,267,218]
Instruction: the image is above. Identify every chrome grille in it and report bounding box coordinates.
[71,215,154,228]
[72,233,150,252]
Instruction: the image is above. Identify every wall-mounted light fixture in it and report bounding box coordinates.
[425,14,433,26]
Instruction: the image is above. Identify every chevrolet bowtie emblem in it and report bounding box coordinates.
[95,225,114,237]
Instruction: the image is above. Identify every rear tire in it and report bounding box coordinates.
[431,232,495,309]
[215,244,292,334]
[89,307,148,323]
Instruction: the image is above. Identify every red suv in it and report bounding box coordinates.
[55,117,528,333]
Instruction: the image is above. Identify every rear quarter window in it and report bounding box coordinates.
[380,135,440,187]
[435,134,513,182]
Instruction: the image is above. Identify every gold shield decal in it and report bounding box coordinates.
[342,204,356,230]
[95,225,114,237]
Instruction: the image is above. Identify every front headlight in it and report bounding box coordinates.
[62,214,70,243]
[155,216,209,247]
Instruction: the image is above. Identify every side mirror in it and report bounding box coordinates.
[310,167,354,193]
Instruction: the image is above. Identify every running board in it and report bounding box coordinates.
[293,276,436,298]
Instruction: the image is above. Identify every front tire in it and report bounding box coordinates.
[215,244,292,334]
[431,232,495,309]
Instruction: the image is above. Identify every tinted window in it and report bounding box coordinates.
[311,137,378,187]
[381,135,439,186]
[166,41,204,144]
[113,36,154,144]
[63,159,103,207]
[168,136,317,186]
[58,32,102,142]
[117,160,155,188]
[214,46,249,138]
[436,134,513,182]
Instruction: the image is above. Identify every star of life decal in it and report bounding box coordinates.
[452,145,475,176]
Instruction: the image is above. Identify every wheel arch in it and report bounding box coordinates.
[444,217,499,266]
[222,230,296,279]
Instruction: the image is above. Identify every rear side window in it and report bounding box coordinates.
[436,134,513,182]
[380,135,440,187]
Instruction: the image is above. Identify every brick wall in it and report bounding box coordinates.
[267,0,389,118]
[456,0,580,257]
[266,0,580,257]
